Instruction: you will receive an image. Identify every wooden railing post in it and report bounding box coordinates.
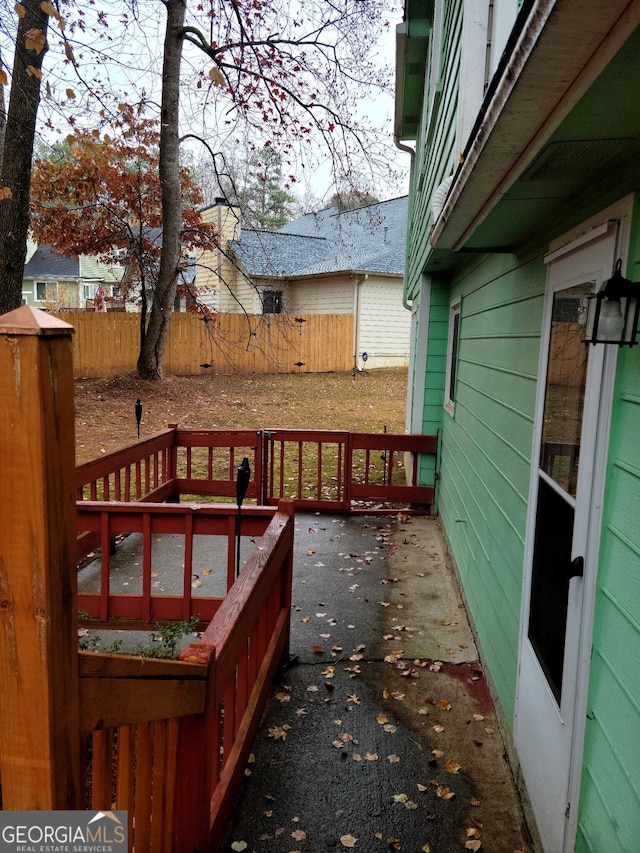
[0,307,81,808]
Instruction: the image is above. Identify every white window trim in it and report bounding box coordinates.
[35,280,58,303]
[444,296,461,415]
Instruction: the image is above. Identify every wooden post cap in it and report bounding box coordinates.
[0,305,74,335]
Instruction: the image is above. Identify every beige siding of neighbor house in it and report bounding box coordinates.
[356,277,410,369]
[286,275,355,314]
[198,203,242,310]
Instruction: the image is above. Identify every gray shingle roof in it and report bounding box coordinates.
[231,196,407,278]
[23,246,80,278]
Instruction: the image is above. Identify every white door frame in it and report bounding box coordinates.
[515,195,633,851]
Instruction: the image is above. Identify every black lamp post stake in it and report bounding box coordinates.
[135,398,143,439]
[236,457,251,578]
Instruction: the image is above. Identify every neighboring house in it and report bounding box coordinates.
[196,197,411,370]
[22,245,122,310]
[396,2,640,852]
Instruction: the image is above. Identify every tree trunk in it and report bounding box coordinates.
[0,2,49,315]
[136,0,185,380]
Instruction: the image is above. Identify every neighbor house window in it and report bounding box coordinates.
[444,297,461,414]
[83,283,113,301]
[263,289,283,314]
[36,281,58,303]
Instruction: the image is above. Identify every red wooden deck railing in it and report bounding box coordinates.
[80,500,294,851]
[76,426,437,526]
[77,502,279,625]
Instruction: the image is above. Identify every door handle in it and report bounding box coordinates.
[569,556,584,579]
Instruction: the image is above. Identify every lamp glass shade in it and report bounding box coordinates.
[583,263,639,347]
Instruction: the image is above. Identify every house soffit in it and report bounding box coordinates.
[431,0,640,254]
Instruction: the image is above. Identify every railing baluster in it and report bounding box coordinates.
[223,679,236,767]
[183,513,194,621]
[317,442,323,499]
[135,459,142,500]
[133,723,153,853]
[125,465,131,502]
[100,511,110,622]
[115,725,135,843]
[150,721,168,852]
[142,512,152,622]
[297,441,303,498]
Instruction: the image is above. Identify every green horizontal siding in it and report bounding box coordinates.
[578,300,640,853]
[438,253,545,723]
[406,0,462,302]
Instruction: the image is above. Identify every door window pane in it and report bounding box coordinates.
[540,284,591,497]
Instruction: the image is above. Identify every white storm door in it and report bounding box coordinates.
[515,224,618,853]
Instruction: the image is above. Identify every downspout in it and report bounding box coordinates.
[394,136,415,311]
[353,273,368,373]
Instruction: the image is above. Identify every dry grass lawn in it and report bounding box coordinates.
[75,368,408,464]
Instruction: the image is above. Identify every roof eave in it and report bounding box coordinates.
[431,0,640,252]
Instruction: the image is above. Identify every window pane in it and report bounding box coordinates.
[540,284,591,497]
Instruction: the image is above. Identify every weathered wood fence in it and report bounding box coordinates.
[52,311,354,377]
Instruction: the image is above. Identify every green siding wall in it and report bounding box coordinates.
[406,0,461,302]
[437,252,545,723]
[576,214,640,851]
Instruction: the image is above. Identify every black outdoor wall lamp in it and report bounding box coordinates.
[584,259,640,347]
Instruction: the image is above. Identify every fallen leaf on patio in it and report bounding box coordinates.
[405,800,418,810]
[191,580,202,588]
[421,845,431,852]
[383,633,395,640]
[340,834,358,848]
[473,714,485,721]
[417,783,428,792]
[313,645,324,653]
[436,786,455,800]
[390,691,405,701]
[345,664,360,675]
[354,643,366,652]
[365,752,379,761]
[275,692,291,703]
[376,713,389,724]
[350,653,364,661]
[230,843,247,851]
[331,645,343,653]
[315,612,326,618]
[267,724,291,741]
[383,724,397,733]
[202,568,212,575]
[320,632,331,639]
[471,818,484,829]
[264,809,273,817]
[307,549,315,555]
[445,759,461,774]
[470,797,481,807]
[382,689,391,698]
[295,708,307,717]
[432,749,444,758]
[306,685,319,692]
[352,753,362,761]
[429,661,442,672]
[440,699,452,711]
[388,754,400,763]
[379,601,391,607]
[392,793,408,803]
[291,829,307,841]
[467,828,481,838]
[347,694,360,704]
[465,842,481,851]
[315,561,325,567]
[301,616,310,623]
[433,725,445,733]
